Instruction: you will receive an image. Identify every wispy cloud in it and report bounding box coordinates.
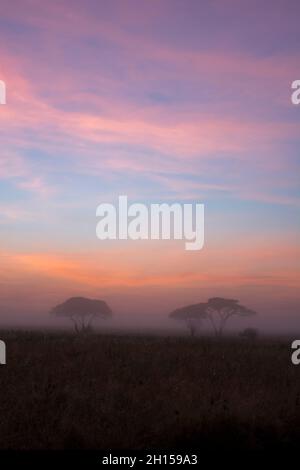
[0,0,299,316]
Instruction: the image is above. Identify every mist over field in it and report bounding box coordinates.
[1,301,300,335]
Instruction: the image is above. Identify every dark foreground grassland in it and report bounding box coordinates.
[0,331,299,450]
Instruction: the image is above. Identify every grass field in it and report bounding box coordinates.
[0,330,299,450]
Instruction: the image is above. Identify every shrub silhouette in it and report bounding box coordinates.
[239,327,258,340]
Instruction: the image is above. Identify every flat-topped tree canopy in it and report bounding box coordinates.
[169,302,208,320]
[169,302,208,336]
[207,297,256,317]
[169,298,257,337]
[50,296,112,332]
[206,297,256,336]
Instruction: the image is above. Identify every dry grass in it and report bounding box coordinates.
[0,330,299,450]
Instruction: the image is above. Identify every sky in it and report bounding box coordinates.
[0,0,299,330]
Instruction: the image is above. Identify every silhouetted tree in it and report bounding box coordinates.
[50,297,112,333]
[206,297,256,337]
[169,303,207,337]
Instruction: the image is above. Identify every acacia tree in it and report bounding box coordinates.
[206,297,256,337]
[50,297,112,333]
[169,303,208,337]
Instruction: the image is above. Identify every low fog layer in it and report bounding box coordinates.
[1,298,300,335]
